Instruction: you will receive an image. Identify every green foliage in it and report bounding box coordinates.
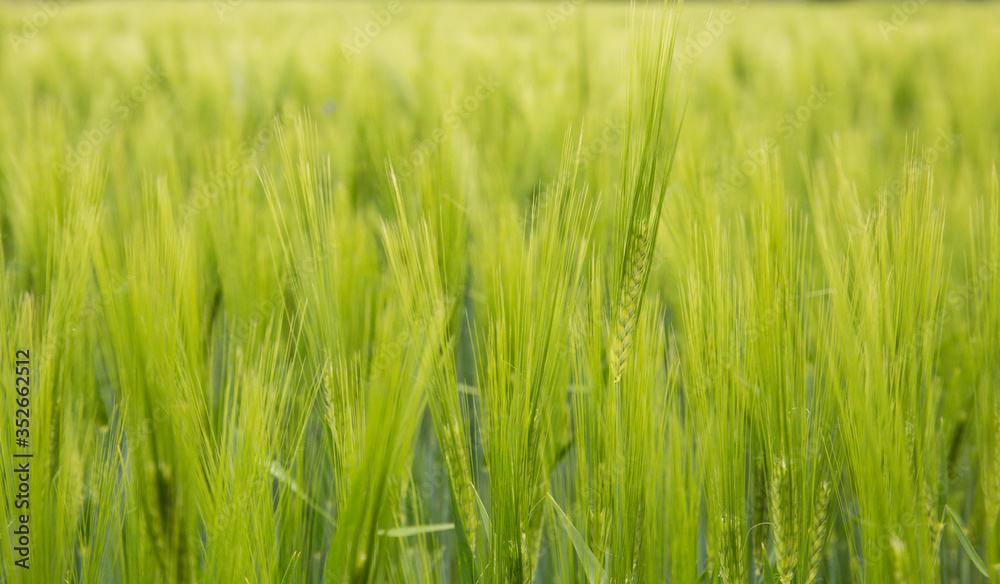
[2,1,1000,583]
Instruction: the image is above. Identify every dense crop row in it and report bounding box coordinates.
[1,2,999,583]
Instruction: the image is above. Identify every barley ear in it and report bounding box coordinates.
[986,403,1000,524]
[753,461,770,579]
[806,480,831,584]
[890,536,908,584]
[610,220,651,383]
[770,459,795,584]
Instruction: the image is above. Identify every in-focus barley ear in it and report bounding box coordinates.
[610,221,650,383]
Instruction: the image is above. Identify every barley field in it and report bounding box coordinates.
[1,1,999,583]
